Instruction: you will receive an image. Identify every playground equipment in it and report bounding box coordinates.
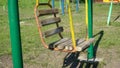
[107,0,113,26]
[52,0,79,14]
[103,0,120,2]
[34,0,94,56]
[8,0,23,68]
[8,0,94,68]
[107,0,120,25]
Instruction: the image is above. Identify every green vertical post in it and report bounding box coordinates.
[87,0,94,59]
[107,0,113,26]
[8,0,23,68]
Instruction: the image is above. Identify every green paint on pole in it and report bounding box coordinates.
[107,0,113,26]
[87,0,94,59]
[8,0,23,68]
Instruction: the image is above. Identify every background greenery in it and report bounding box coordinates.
[0,0,120,68]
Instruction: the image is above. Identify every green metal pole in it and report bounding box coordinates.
[87,0,94,59]
[8,0,23,68]
[107,0,113,26]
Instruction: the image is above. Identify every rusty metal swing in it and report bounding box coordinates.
[34,0,94,52]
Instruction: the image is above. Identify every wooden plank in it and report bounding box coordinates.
[41,17,61,26]
[44,27,63,38]
[77,38,86,45]
[65,38,86,50]
[63,38,85,50]
[57,39,72,50]
[39,3,49,6]
[38,8,59,16]
[53,38,70,46]
[49,38,86,50]
[49,38,69,49]
[77,38,95,51]
[55,38,85,50]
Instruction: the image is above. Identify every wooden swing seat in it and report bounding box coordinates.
[34,3,95,52]
[49,38,94,51]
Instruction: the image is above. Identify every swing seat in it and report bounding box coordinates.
[49,38,94,51]
[34,3,95,52]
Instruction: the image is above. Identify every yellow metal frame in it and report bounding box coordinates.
[36,0,39,6]
[35,0,77,52]
[85,0,88,40]
[35,0,89,52]
[66,0,76,50]
[66,0,89,50]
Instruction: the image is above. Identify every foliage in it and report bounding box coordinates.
[0,1,120,67]
[0,0,7,6]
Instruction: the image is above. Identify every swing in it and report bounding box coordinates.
[34,0,94,52]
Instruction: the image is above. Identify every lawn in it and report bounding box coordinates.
[0,0,120,68]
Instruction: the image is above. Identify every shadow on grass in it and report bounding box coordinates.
[62,30,104,68]
[93,30,104,59]
[113,15,120,22]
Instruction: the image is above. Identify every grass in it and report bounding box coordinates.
[0,1,120,68]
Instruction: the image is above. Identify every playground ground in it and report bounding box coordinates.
[0,1,120,68]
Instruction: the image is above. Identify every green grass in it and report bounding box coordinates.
[0,5,10,56]
[0,1,120,68]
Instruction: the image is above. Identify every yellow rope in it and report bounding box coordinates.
[66,0,76,49]
[85,0,88,40]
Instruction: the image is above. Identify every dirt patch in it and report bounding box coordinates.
[0,46,120,68]
[0,55,12,68]
[23,51,67,68]
[98,46,120,68]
